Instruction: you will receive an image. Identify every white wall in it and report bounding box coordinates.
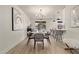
[63,6,79,48]
[0,5,30,53]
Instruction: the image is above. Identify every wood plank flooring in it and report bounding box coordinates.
[7,36,71,54]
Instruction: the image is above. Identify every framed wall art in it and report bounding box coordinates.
[71,6,79,28]
[12,7,24,31]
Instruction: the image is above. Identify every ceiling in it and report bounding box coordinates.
[18,5,65,19]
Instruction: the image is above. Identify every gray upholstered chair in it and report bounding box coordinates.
[34,33,44,49]
[44,32,51,44]
[27,31,33,45]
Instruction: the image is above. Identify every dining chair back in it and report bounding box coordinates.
[34,33,44,49]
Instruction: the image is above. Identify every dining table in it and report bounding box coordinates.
[27,30,51,45]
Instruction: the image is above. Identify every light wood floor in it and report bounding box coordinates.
[7,36,71,54]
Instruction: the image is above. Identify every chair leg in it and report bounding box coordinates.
[34,40,36,49]
[60,35,62,40]
[47,37,51,44]
[56,34,58,41]
[42,41,44,49]
[27,37,30,45]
